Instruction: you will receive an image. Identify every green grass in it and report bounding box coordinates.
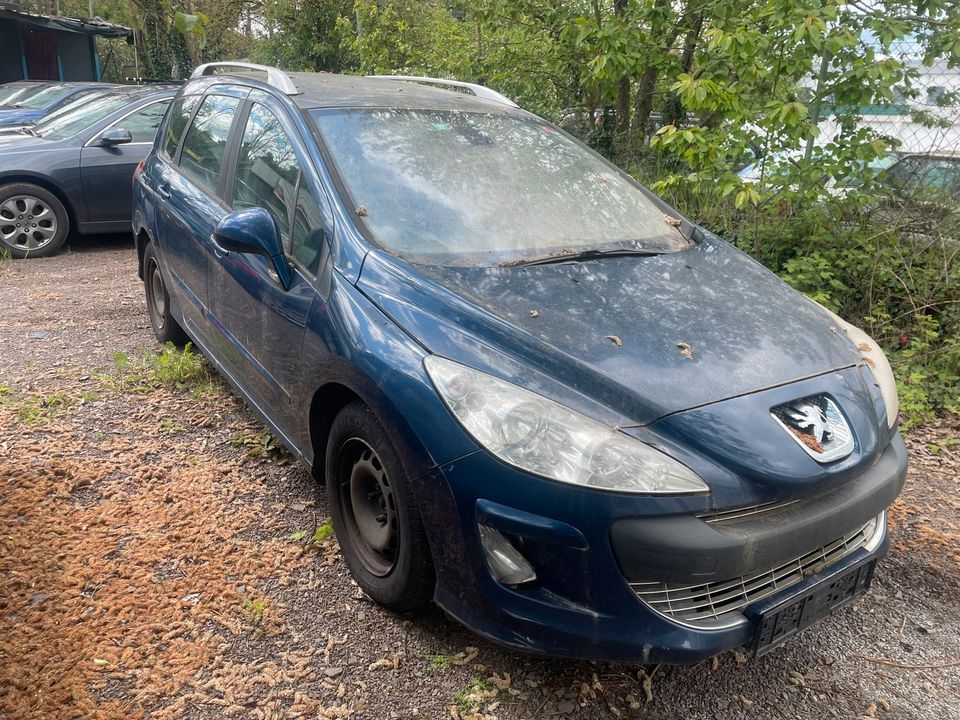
[5,391,76,425]
[159,419,185,433]
[101,343,215,395]
[241,597,269,624]
[425,651,456,670]
[453,677,496,717]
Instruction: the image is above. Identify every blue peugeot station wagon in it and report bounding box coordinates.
[133,63,906,663]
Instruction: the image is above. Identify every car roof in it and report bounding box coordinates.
[186,67,529,116]
[286,73,524,114]
[103,84,179,99]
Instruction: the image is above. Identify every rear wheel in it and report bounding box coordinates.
[143,242,189,346]
[326,401,434,611]
[0,183,69,258]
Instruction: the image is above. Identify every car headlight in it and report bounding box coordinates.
[424,356,708,494]
[816,302,899,428]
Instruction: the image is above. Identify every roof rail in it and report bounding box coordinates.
[191,62,299,95]
[370,75,518,108]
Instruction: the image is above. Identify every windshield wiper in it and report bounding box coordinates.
[500,247,663,267]
[18,126,40,137]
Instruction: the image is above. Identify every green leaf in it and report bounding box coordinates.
[174,11,208,49]
[312,523,335,542]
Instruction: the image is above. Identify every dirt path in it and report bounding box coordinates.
[1,238,958,720]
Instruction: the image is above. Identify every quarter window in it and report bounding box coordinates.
[117,101,172,143]
[232,103,299,248]
[161,94,200,160]
[291,184,328,275]
[179,94,241,195]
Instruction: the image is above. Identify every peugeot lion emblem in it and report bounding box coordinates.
[771,395,854,462]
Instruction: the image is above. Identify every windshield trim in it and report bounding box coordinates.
[307,106,696,267]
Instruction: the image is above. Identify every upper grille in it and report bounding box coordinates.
[630,514,884,629]
[696,499,800,524]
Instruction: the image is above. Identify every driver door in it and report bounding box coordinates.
[80,100,171,226]
[207,92,333,442]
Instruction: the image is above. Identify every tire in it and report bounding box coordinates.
[142,242,189,346]
[326,401,435,611]
[0,182,70,258]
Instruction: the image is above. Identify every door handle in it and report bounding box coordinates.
[209,233,228,258]
[156,184,171,200]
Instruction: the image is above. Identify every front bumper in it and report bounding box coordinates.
[412,433,906,663]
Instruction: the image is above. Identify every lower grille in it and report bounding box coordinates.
[630,513,884,629]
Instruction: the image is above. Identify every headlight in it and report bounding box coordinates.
[816,302,899,428]
[424,356,708,494]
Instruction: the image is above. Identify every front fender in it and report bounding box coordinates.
[297,273,478,479]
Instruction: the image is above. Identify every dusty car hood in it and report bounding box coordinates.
[358,236,862,425]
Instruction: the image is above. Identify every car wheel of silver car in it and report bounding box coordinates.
[142,242,189,346]
[0,183,69,259]
[326,401,435,612]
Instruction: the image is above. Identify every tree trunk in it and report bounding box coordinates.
[631,65,658,144]
[613,0,630,134]
[663,13,703,127]
[133,0,174,81]
[629,0,675,147]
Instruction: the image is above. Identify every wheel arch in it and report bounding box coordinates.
[308,374,434,485]
[0,173,79,236]
[134,226,152,280]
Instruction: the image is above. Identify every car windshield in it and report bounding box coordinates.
[14,84,73,109]
[311,108,689,265]
[32,90,105,127]
[0,85,34,104]
[0,84,47,106]
[34,93,134,140]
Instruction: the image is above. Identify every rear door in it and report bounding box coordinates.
[154,88,246,337]
[80,99,171,225]
[208,91,333,440]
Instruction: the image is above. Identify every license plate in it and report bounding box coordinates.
[746,558,876,657]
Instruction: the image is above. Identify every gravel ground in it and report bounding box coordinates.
[1,236,958,720]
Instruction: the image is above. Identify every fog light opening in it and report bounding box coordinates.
[478,524,537,586]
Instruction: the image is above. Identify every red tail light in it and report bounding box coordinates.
[132,158,145,185]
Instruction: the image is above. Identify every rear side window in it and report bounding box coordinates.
[119,101,171,143]
[232,103,299,247]
[161,95,200,159]
[179,94,240,195]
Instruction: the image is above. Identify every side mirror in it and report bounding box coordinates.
[98,128,133,146]
[213,207,292,289]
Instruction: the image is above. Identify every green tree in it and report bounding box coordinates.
[251,0,356,72]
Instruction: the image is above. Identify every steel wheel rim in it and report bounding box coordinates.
[338,437,398,577]
[0,195,58,251]
[148,261,167,330]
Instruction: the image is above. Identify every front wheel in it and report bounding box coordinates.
[0,183,69,258]
[326,401,435,611]
[142,242,189,346]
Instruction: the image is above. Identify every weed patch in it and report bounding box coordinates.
[453,676,497,719]
[241,597,269,624]
[100,343,215,395]
[3,390,76,425]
